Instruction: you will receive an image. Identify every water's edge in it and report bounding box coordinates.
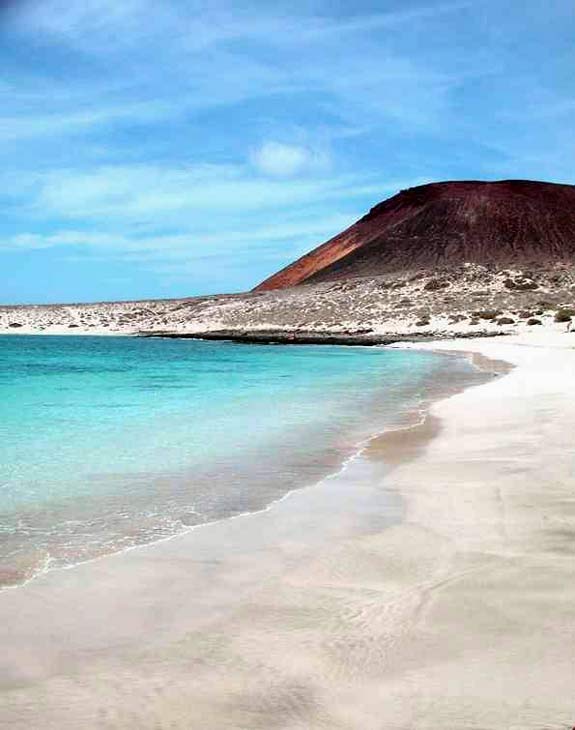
[0,345,505,593]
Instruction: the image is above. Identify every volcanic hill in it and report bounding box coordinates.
[255,180,575,291]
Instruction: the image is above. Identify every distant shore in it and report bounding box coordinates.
[0,325,509,345]
[2,264,574,343]
[1,332,573,728]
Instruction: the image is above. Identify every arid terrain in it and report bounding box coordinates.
[2,262,574,342]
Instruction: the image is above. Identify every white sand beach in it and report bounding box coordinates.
[0,332,574,729]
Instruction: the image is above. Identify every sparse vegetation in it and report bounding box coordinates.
[424,279,450,292]
[472,310,501,320]
[2,262,575,338]
[554,308,575,323]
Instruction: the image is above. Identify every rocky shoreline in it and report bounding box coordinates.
[137,328,504,346]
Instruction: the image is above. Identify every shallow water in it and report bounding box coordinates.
[0,335,475,586]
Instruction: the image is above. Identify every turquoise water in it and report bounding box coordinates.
[0,335,471,586]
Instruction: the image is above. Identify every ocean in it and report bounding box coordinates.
[0,335,477,587]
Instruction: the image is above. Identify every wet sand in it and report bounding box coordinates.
[0,335,574,729]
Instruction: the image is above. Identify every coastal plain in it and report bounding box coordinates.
[0,333,573,729]
[1,262,575,343]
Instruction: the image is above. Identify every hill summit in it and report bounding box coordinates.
[254,180,575,291]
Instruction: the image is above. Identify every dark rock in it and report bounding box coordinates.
[497,317,515,325]
[526,318,542,326]
[8,322,23,328]
[140,329,425,345]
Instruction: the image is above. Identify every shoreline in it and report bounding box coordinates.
[0,328,507,344]
[1,334,574,728]
[0,345,486,592]
[0,410,406,594]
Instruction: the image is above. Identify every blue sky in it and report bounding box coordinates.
[1,0,574,303]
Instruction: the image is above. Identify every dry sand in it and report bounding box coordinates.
[0,333,574,729]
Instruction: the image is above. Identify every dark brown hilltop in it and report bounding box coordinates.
[254,180,575,291]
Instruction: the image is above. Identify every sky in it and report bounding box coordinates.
[1,0,574,303]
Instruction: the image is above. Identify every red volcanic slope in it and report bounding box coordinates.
[254,180,575,290]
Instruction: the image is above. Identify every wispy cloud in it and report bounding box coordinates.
[3,0,473,143]
[0,100,179,142]
[27,163,388,221]
[4,214,356,254]
[0,157,427,291]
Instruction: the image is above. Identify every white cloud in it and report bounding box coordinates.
[4,231,120,250]
[24,163,385,222]
[250,142,328,178]
[2,213,357,254]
